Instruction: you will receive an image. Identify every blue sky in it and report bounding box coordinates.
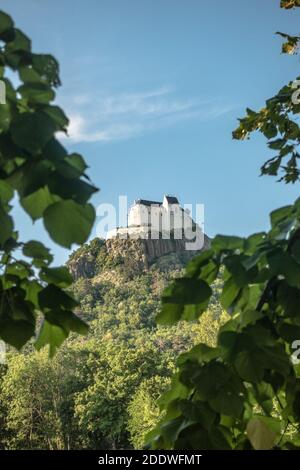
[3,0,300,263]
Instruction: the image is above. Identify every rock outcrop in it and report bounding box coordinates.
[68,235,210,280]
[106,236,210,269]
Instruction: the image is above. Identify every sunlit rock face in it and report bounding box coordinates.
[68,234,210,281]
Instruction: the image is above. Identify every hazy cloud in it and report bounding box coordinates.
[58,87,233,143]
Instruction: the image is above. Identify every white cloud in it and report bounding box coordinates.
[58,87,233,144]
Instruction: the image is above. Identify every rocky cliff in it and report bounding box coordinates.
[68,235,210,280]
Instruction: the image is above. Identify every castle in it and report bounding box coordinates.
[106,195,204,250]
[68,196,209,279]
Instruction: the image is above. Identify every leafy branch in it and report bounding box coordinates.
[0,11,98,354]
[148,1,300,450]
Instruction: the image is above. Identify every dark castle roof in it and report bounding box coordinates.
[165,196,179,204]
[135,199,162,206]
[135,195,179,207]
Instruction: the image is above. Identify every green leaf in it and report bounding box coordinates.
[43,105,69,131]
[263,123,277,139]
[192,362,230,400]
[156,303,184,325]
[42,138,68,161]
[23,280,42,306]
[18,83,55,104]
[20,186,58,220]
[43,200,95,248]
[5,52,22,70]
[13,160,52,197]
[40,266,73,288]
[47,175,97,204]
[19,65,45,84]
[45,309,88,337]
[157,278,212,325]
[22,241,53,265]
[277,281,300,317]
[5,28,31,52]
[64,313,88,335]
[246,416,281,450]
[11,112,56,153]
[224,256,248,287]
[5,261,33,280]
[209,387,244,418]
[35,320,67,357]
[38,284,78,311]
[267,250,300,288]
[0,180,13,204]
[178,344,220,366]
[291,239,300,262]
[31,54,60,87]
[212,235,244,251]
[278,322,300,342]
[270,205,293,228]
[239,309,263,329]
[179,401,216,431]
[0,11,13,35]
[0,319,34,350]
[162,278,212,305]
[0,208,13,245]
[158,374,189,408]
[244,232,266,254]
[263,345,290,377]
[0,103,11,133]
[234,350,265,383]
[220,277,241,310]
[185,249,215,277]
[268,138,286,150]
[56,154,87,179]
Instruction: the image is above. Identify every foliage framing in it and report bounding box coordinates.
[149,1,300,450]
[0,11,97,354]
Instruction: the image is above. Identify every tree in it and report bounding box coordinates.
[0,11,98,353]
[148,1,300,450]
[0,345,92,449]
[74,335,178,449]
[127,376,170,449]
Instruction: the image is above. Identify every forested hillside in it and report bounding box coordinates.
[0,238,225,450]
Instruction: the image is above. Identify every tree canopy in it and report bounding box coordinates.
[0,245,224,449]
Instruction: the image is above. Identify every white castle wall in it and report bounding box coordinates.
[128,204,151,227]
[106,196,204,249]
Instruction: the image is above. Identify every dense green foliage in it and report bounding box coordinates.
[3,1,300,452]
[0,11,97,352]
[0,245,225,449]
[148,1,300,451]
